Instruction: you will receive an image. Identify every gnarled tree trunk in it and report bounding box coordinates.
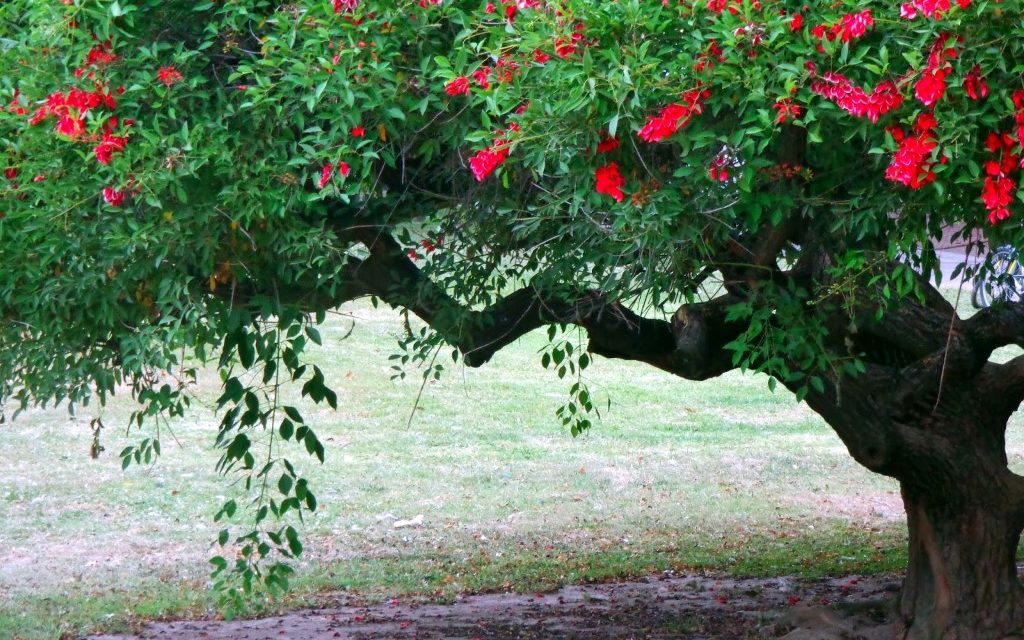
[804,352,1024,639]
[899,480,1024,639]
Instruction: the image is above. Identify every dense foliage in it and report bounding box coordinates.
[4,0,1024,630]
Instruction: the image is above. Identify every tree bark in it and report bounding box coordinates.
[898,476,1024,639]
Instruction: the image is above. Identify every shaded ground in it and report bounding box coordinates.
[91,572,901,640]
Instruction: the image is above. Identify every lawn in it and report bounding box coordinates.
[0,296,1015,639]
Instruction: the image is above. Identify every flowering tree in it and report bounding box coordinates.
[4,0,1024,636]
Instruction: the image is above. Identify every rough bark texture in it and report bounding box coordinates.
[801,352,1024,639]
[899,485,1023,640]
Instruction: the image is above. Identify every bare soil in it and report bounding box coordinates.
[90,572,902,640]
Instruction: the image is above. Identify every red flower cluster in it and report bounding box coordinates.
[638,88,710,143]
[707,0,758,14]
[28,87,121,149]
[493,56,520,84]
[331,0,360,13]
[102,186,125,207]
[469,145,508,182]
[811,72,902,123]
[472,67,491,90]
[469,129,513,182]
[594,162,625,202]
[318,161,352,189]
[94,125,129,165]
[407,236,444,261]
[981,132,1019,224]
[445,76,469,96]
[773,98,802,123]
[884,114,940,190]
[450,56,520,95]
[963,65,988,101]
[900,0,969,19]
[980,93,1024,224]
[157,66,184,88]
[75,41,118,78]
[914,68,947,108]
[554,23,588,59]
[1013,91,1024,148]
[485,0,539,22]
[810,10,873,48]
[914,34,960,108]
[840,10,873,42]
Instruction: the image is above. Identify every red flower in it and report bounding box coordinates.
[350,125,365,137]
[963,66,989,101]
[638,90,709,143]
[554,37,577,58]
[55,114,86,139]
[338,161,351,178]
[318,163,334,189]
[472,67,491,90]
[900,3,919,18]
[914,112,938,133]
[445,76,469,96]
[811,72,903,122]
[93,132,129,165]
[900,0,952,19]
[596,136,620,154]
[532,49,550,64]
[594,162,625,202]
[773,99,802,124]
[469,140,509,182]
[332,0,360,13]
[157,66,184,88]
[914,67,948,107]
[76,41,118,76]
[102,187,125,207]
[4,168,17,180]
[884,134,938,189]
[839,10,873,42]
[789,13,803,31]
[983,176,1015,224]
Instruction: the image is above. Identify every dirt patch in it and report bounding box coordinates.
[90,572,901,640]
[791,492,905,524]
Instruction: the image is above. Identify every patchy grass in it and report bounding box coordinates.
[1,298,1017,639]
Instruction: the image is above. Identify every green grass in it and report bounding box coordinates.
[1,298,1018,639]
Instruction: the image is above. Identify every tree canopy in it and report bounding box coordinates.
[4,0,1024,636]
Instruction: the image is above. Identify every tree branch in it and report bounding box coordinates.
[963,301,1024,357]
[350,230,744,380]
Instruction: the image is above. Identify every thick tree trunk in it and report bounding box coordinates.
[898,483,1024,640]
